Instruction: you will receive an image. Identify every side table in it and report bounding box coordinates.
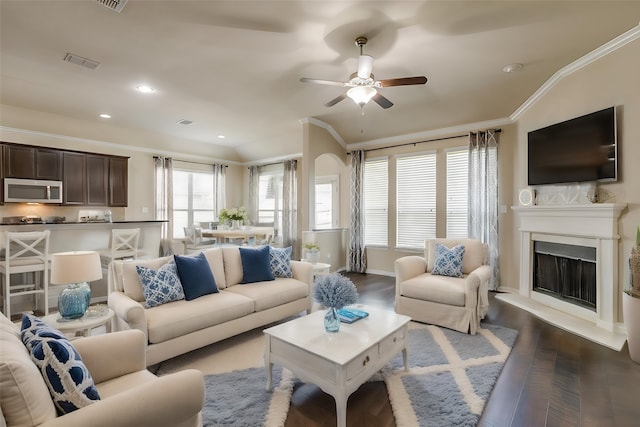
[301,261,331,277]
[41,306,114,338]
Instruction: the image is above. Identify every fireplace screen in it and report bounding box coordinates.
[533,241,596,311]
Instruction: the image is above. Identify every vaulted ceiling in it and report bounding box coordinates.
[1,1,639,162]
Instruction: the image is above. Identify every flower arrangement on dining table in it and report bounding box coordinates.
[313,273,359,332]
[218,207,250,224]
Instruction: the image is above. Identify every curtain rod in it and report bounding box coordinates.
[349,129,501,154]
[153,156,227,167]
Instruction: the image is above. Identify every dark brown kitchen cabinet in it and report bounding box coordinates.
[108,156,128,207]
[86,155,109,206]
[2,144,62,180]
[62,152,87,205]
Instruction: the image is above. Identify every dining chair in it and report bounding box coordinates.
[0,230,50,319]
[183,225,217,254]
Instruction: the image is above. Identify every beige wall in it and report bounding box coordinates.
[505,39,640,311]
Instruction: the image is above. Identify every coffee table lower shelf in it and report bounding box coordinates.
[263,305,410,427]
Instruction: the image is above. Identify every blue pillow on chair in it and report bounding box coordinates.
[432,243,465,278]
[239,246,275,284]
[174,252,218,300]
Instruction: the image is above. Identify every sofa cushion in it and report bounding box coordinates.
[202,247,227,289]
[426,239,486,274]
[1,315,57,426]
[121,256,174,302]
[269,246,293,278]
[225,278,308,312]
[222,246,243,287]
[239,246,274,284]
[145,291,255,344]
[174,252,219,300]
[432,243,465,277]
[136,260,185,308]
[400,273,466,307]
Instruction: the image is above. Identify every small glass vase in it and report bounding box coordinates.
[231,220,242,230]
[58,283,89,320]
[324,307,340,333]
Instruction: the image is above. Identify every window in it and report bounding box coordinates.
[257,169,283,231]
[315,176,339,229]
[446,149,469,238]
[173,169,215,238]
[363,158,388,246]
[396,152,436,249]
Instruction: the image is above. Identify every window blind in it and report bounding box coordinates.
[446,149,469,238]
[363,158,388,246]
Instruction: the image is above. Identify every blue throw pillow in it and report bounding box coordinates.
[432,243,465,278]
[269,246,293,278]
[21,314,100,415]
[239,245,275,284]
[173,252,218,301]
[21,313,68,351]
[136,260,185,308]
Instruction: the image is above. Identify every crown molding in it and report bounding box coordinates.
[511,23,640,121]
[0,125,244,165]
[298,117,346,148]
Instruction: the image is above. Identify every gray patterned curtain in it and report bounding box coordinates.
[247,166,259,223]
[349,150,366,272]
[154,156,173,256]
[469,130,499,291]
[282,160,298,257]
[213,164,226,218]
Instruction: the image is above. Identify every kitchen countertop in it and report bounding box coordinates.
[0,220,167,226]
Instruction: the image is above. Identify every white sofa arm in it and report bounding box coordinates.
[290,260,313,287]
[468,264,491,318]
[41,369,204,427]
[72,330,146,384]
[108,291,148,337]
[394,256,427,285]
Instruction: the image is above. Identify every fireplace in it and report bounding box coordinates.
[533,241,596,311]
[507,203,627,349]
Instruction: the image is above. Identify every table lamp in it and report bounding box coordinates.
[50,251,103,321]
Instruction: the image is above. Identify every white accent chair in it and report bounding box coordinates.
[1,230,50,319]
[99,228,142,267]
[394,238,491,335]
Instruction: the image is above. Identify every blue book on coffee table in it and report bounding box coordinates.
[337,308,369,323]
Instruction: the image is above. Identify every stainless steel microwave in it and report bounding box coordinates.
[4,178,63,203]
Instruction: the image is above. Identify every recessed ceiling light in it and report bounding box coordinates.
[99,114,111,119]
[217,135,225,139]
[136,85,154,94]
[502,63,524,73]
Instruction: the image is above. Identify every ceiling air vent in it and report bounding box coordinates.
[63,53,100,70]
[177,119,194,125]
[96,0,128,13]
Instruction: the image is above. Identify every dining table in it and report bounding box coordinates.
[201,226,274,245]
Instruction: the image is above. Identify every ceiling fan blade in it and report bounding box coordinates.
[378,76,428,87]
[300,78,346,87]
[357,55,374,79]
[372,93,393,109]
[325,94,348,107]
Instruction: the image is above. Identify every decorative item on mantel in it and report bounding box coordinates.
[312,273,358,332]
[623,225,640,364]
[218,207,249,229]
[303,243,321,264]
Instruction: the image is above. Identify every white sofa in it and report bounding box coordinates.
[108,246,313,366]
[394,238,491,335]
[0,312,204,427]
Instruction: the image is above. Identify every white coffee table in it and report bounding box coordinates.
[41,306,114,338]
[264,305,410,427]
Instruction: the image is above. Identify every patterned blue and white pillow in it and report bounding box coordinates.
[432,243,465,278]
[21,313,67,351]
[29,335,100,415]
[269,246,293,278]
[136,261,185,308]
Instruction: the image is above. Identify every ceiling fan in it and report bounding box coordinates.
[300,36,427,109]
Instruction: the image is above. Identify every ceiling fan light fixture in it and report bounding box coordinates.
[347,86,377,106]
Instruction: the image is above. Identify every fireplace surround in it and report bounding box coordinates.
[503,203,627,349]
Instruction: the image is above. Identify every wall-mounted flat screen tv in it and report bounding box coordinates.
[527,106,617,186]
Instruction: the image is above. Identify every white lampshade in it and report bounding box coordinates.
[347,86,377,106]
[50,251,103,285]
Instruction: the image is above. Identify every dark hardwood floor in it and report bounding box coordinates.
[285,272,640,427]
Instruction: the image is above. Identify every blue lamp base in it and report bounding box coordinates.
[58,283,90,320]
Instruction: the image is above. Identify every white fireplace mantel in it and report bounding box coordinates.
[505,203,628,350]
